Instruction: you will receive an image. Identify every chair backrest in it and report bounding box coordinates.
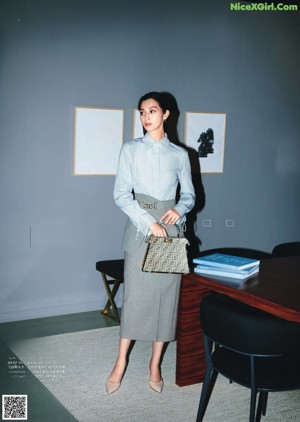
[272,242,300,258]
[200,293,300,355]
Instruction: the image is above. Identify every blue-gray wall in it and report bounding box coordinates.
[1,0,299,322]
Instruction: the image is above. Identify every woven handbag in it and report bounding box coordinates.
[142,231,190,274]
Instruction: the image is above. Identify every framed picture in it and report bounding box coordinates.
[132,109,144,139]
[74,107,124,175]
[184,112,227,173]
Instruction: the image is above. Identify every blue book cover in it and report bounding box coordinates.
[193,271,257,287]
[196,264,259,275]
[194,265,259,279]
[192,253,260,271]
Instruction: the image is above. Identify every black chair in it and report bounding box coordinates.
[96,259,124,323]
[196,293,300,422]
[271,242,300,258]
[197,247,271,260]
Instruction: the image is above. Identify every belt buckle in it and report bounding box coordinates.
[144,202,157,210]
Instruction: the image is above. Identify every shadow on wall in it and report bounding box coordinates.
[161,91,205,261]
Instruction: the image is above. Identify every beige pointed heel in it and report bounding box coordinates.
[106,380,121,394]
[149,378,164,393]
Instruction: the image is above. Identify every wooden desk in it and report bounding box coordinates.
[176,256,300,387]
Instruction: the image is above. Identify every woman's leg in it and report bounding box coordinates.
[108,337,131,384]
[149,341,164,382]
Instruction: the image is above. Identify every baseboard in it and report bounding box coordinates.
[0,300,105,323]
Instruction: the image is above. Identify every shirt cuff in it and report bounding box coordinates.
[173,203,186,218]
[140,214,157,236]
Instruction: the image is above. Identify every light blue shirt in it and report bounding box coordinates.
[114,133,195,236]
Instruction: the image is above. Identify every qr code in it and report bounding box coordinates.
[2,395,28,420]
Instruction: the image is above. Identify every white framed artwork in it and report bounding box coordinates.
[184,112,227,173]
[74,107,124,175]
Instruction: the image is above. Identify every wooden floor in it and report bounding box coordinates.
[0,310,119,422]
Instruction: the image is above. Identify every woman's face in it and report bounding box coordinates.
[139,99,169,136]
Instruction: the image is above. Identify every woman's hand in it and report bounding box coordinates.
[150,222,167,237]
[160,208,181,225]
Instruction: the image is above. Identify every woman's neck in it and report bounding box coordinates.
[147,129,165,142]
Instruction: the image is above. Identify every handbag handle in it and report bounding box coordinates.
[158,221,180,238]
[145,223,180,239]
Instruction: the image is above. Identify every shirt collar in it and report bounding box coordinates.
[142,133,170,150]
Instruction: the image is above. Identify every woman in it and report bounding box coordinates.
[106,92,195,394]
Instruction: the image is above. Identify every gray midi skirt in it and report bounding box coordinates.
[120,194,182,342]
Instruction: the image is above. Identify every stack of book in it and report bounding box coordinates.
[193,253,260,280]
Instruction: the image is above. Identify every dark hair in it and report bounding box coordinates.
[138,91,169,113]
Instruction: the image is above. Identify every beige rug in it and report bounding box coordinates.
[9,326,300,421]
